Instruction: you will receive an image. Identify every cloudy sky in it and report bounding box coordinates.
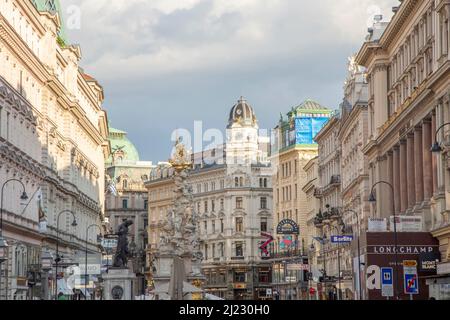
[61,0,398,163]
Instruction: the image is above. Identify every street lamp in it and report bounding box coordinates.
[41,249,53,300]
[369,181,400,300]
[54,210,77,301]
[0,179,29,237]
[85,224,102,300]
[330,225,342,300]
[341,209,363,301]
[311,235,327,300]
[431,122,450,153]
[0,179,28,301]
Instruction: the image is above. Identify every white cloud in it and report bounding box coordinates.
[65,0,397,80]
[61,0,398,161]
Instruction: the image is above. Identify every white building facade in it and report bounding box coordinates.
[0,0,109,300]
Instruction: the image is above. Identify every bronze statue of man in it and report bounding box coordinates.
[113,220,134,268]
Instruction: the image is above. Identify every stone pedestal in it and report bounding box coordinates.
[152,253,205,300]
[102,268,136,300]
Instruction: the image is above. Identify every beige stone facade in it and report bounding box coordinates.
[355,0,450,299]
[0,1,109,300]
[271,101,333,300]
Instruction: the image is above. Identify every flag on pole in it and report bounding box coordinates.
[107,181,118,197]
[37,188,48,233]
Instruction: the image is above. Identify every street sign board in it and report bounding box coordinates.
[390,216,423,232]
[101,238,118,249]
[78,264,101,275]
[287,264,309,271]
[331,235,353,244]
[403,260,419,295]
[368,218,388,232]
[285,276,297,282]
[381,267,394,298]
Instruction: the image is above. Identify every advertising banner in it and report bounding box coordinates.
[389,216,423,232]
[368,218,388,232]
[364,232,439,300]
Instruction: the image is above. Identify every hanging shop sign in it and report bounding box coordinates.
[277,219,300,235]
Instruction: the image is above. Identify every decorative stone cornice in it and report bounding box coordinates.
[0,140,46,179]
[0,77,38,126]
[71,148,100,178]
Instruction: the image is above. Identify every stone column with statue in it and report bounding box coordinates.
[151,139,205,300]
[102,220,137,300]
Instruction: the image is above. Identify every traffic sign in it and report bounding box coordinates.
[403,260,419,295]
[381,267,394,298]
[404,274,419,295]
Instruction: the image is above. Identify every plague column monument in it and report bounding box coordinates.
[152,140,204,300]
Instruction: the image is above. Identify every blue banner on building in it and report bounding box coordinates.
[295,117,329,145]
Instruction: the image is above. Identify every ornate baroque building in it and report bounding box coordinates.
[271,100,332,300]
[146,98,273,300]
[355,0,450,299]
[0,0,109,299]
[105,127,154,296]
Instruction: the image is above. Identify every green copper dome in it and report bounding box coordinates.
[107,127,141,166]
[31,0,67,44]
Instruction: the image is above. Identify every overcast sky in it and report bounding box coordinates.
[61,0,398,163]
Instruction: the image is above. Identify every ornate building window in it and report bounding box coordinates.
[236,197,243,209]
[261,218,268,232]
[260,197,267,209]
[235,217,243,232]
[235,243,244,258]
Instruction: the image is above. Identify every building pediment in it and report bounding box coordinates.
[232,209,247,216]
[257,210,271,216]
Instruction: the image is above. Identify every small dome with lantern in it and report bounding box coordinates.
[227,97,258,128]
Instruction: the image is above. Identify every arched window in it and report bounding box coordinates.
[239,177,244,187]
[264,178,268,188]
[235,177,239,187]
[123,179,128,189]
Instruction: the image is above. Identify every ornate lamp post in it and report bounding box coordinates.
[330,223,346,301]
[85,224,102,300]
[369,181,399,300]
[41,250,53,300]
[0,179,28,300]
[54,210,77,301]
[431,122,450,153]
[341,209,363,301]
